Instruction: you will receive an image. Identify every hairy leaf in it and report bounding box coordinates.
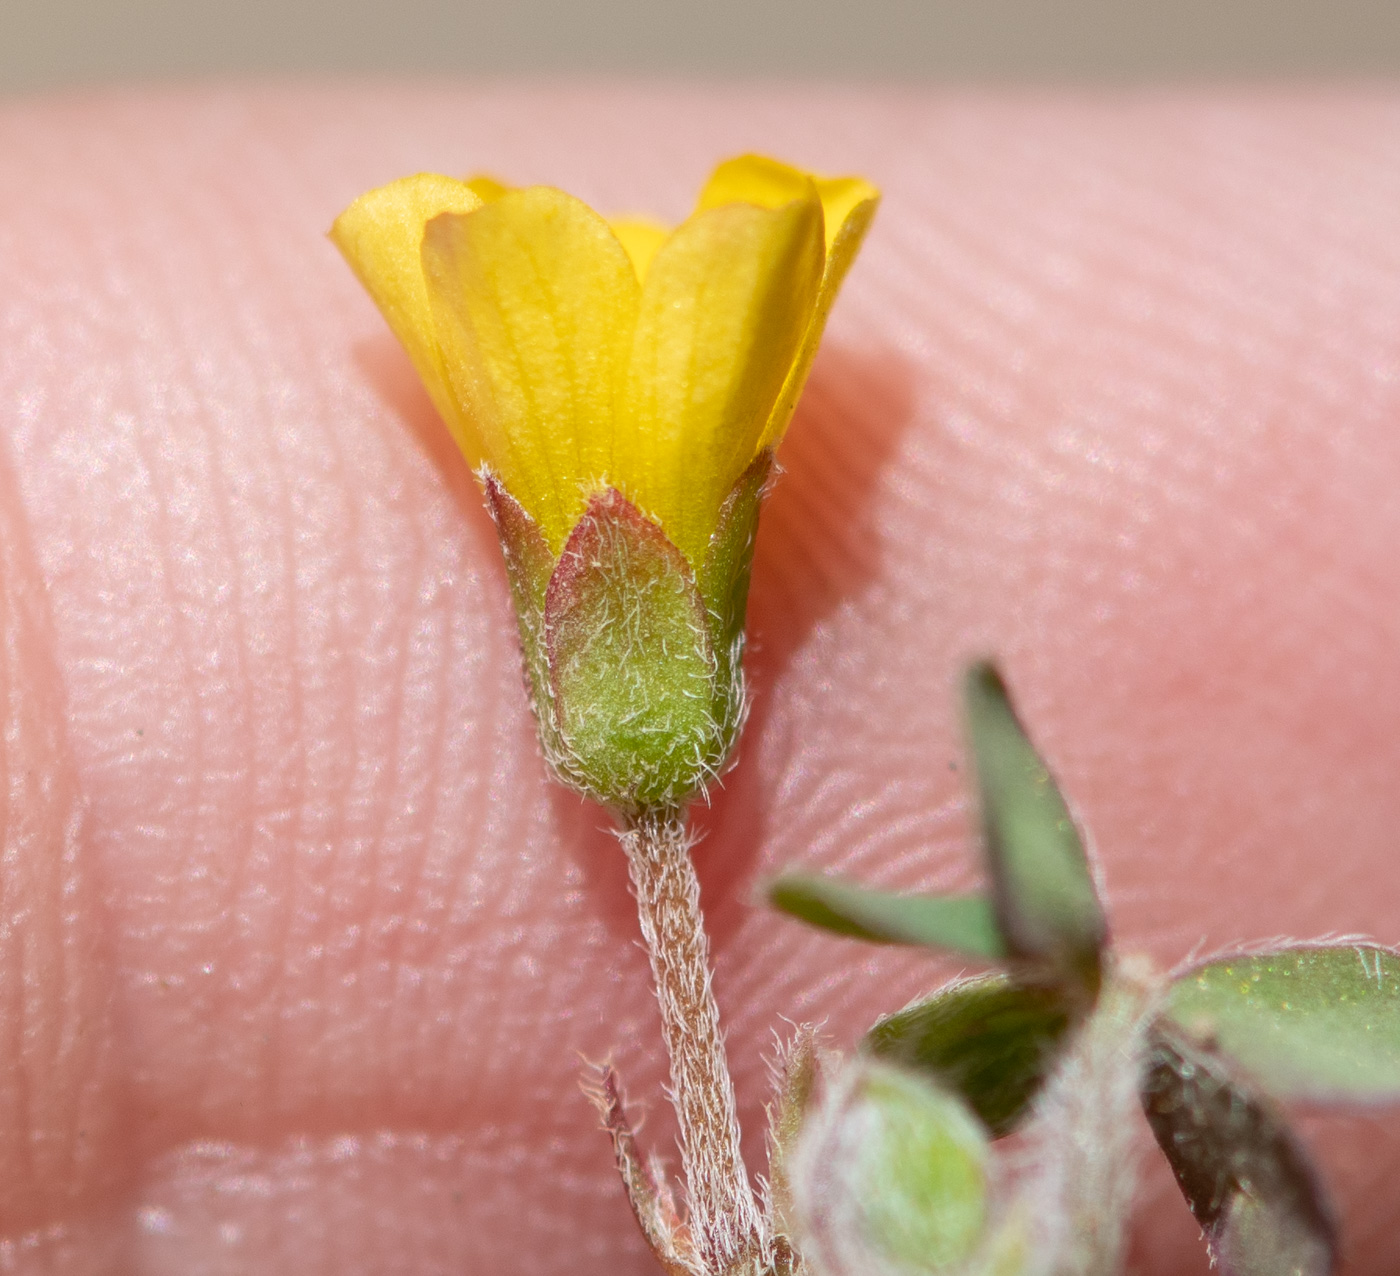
[864,972,1075,1136]
[1140,1022,1336,1276]
[963,663,1107,996]
[1165,944,1400,1102]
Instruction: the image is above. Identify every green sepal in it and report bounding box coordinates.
[963,662,1107,998]
[482,474,562,759]
[1140,1021,1337,1276]
[863,972,1076,1137]
[767,871,1007,961]
[764,1024,822,1246]
[1164,944,1400,1102]
[544,488,723,811]
[699,449,772,741]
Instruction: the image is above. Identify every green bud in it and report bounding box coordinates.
[790,1060,991,1276]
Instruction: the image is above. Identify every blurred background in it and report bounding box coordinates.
[3,0,1400,96]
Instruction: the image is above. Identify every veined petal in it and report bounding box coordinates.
[697,155,825,245]
[329,173,484,458]
[474,183,668,280]
[696,154,880,450]
[420,187,641,553]
[614,195,824,570]
[608,216,671,282]
[697,154,878,259]
[762,181,878,451]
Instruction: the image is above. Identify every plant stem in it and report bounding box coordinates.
[619,806,765,1275]
[1019,962,1159,1276]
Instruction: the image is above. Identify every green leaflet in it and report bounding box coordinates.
[1164,944,1400,1102]
[963,662,1107,996]
[1140,1022,1336,1276]
[864,972,1074,1137]
[1218,1189,1335,1276]
[767,872,1007,961]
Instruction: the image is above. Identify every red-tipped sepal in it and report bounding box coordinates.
[483,473,564,763]
[544,489,724,812]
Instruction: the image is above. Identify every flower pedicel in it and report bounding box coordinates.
[333,157,877,1276]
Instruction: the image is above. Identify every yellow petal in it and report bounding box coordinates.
[420,187,641,553]
[465,174,513,203]
[759,181,878,450]
[607,216,671,282]
[696,155,880,450]
[697,156,817,224]
[613,194,824,569]
[330,173,484,458]
[472,184,670,279]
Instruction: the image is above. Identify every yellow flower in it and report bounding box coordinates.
[332,156,877,811]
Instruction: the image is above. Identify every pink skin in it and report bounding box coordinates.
[0,84,1397,1273]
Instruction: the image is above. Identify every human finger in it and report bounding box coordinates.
[0,85,1397,1274]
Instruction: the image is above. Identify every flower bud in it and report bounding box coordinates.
[789,1060,992,1276]
[331,156,878,814]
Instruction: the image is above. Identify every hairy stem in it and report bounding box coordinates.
[1017,961,1159,1276]
[620,807,765,1275]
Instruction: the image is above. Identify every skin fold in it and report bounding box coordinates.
[0,84,1397,1274]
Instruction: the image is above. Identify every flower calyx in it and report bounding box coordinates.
[486,450,771,813]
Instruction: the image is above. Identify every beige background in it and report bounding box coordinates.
[3,0,1400,94]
